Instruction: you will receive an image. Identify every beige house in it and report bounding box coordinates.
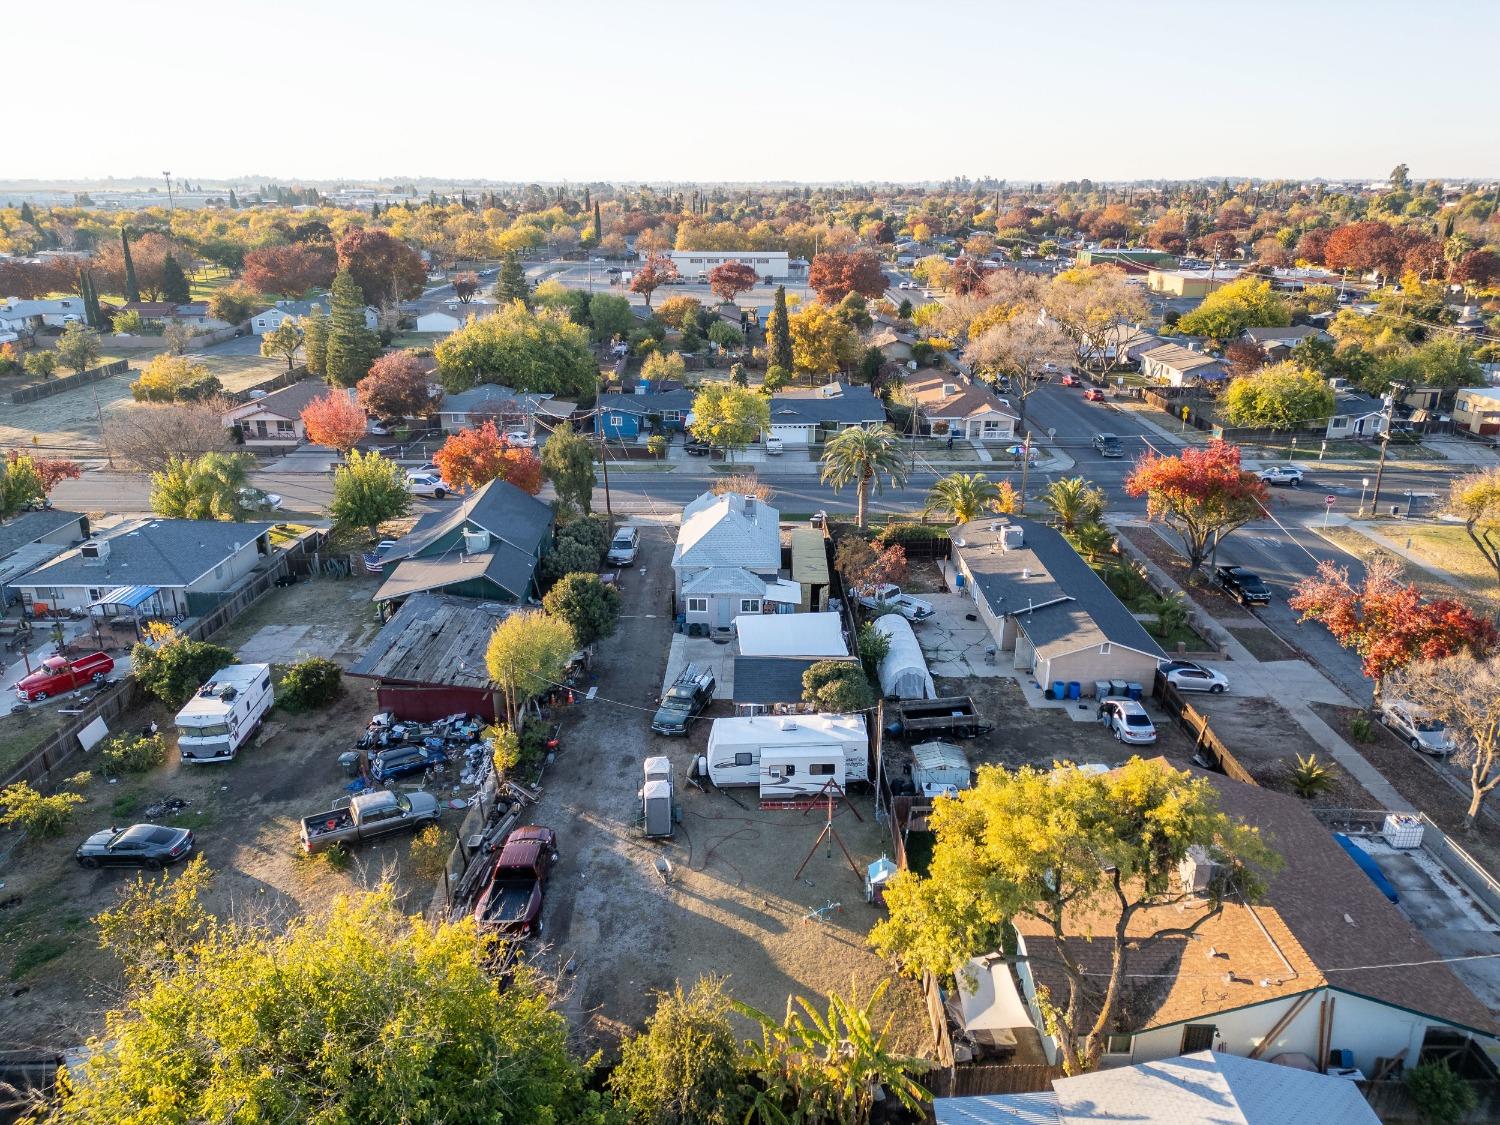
[1146,269,1239,298]
[1139,344,1227,387]
[903,371,1018,442]
[1454,387,1500,436]
[222,381,352,450]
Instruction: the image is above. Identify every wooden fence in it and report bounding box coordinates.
[920,1062,1058,1099]
[9,360,128,404]
[1151,675,1258,786]
[0,679,144,789]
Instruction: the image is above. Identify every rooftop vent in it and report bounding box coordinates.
[778,718,798,732]
[464,528,491,554]
[943,383,958,396]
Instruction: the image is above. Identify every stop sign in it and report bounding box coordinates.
[1325,495,1336,506]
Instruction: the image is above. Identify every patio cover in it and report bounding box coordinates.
[90,585,160,609]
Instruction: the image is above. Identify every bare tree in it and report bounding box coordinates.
[1045,267,1151,372]
[102,399,235,473]
[962,317,1071,426]
[1389,654,1500,830]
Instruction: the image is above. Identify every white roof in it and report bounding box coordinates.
[873,613,936,700]
[643,755,671,778]
[761,579,802,605]
[955,955,1033,1036]
[643,779,672,800]
[707,712,867,749]
[734,611,846,657]
[673,492,781,572]
[682,566,768,597]
[911,741,969,773]
[174,663,269,720]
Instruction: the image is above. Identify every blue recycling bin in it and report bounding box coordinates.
[1051,681,1065,700]
[1067,681,1081,700]
[1126,682,1143,701]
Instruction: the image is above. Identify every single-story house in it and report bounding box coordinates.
[10,517,275,617]
[1081,323,1167,368]
[437,383,575,434]
[1140,344,1227,387]
[767,382,887,449]
[595,387,697,441]
[374,478,553,606]
[173,302,234,329]
[734,611,848,658]
[869,326,916,364]
[903,372,1018,442]
[672,492,786,629]
[934,1049,1380,1125]
[415,301,495,334]
[1240,324,1333,360]
[1326,389,1388,440]
[116,301,231,332]
[0,297,88,338]
[1145,269,1239,299]
[1009,763,1500,1075]
[222,381,353,449]
[949,517,1165,693]
[732,655,857,716]
[1453,387,1500,436]
[0,509,90,607]
[347,593,508,721]
[251,298,377,335]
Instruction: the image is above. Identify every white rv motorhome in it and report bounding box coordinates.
[703,714,868,798]
[176,663,274,763]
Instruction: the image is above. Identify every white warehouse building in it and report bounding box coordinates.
[667,250,791,281]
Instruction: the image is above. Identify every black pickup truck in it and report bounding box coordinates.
[1214,565,1271,606]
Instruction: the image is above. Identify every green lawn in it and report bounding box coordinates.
[0,709,67,780]
[1318,525,1499,611]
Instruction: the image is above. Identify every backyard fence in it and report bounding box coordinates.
[9,360,128,404]
[1151,675,1258,786]
[0,678,143,790]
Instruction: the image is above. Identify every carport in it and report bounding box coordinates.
[89,584,166,641]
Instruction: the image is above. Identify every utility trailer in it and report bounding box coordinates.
[891,696,992,740]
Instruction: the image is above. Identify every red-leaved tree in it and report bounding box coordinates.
[8,449,82,493]
[452,272,480,304]
[707,260,758,305]
[300,391,367,454]
[1123,440,1269,574]
[241,243,335,298]
[356,353,439,425]
[434,421,543,494]
[335,228,427,306]
[1288,556,1499,702]
[807,249,887,304]
[630,253,677,310]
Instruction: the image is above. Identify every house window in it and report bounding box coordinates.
[740,599,761,613]
[88,589,102,601]
[1098,643,1111,655]
[255,319,266,328]
[609,414,623,427]
[687,597,708,613]
[1180,1024,1217,1053]
[1103,1034,1133,1056]
[733,752,753,766]
[810,763,835,776]
[276,420,294,433]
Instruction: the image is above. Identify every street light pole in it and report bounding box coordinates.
[162,171,174,213]
[1358,476,1371,517]
[1367,384,1404,520]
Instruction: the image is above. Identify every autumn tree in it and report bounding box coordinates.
[335,226,426,305]
[1223,339,1268,379]
[357,351,439,424]
[452,271,480,303]
[870,758,1278,1074]
[962,317,1070,424]
[4,449,80,503]
[688,383,770,463]
[1288,556,1498,703]
[323,270,381,387]
[1390,655,1500,830]
[1045,266,1151,371]
[258,320,304,371]
[630,252,677,309]
[300,389,367,453]
[707,259,758,305]
[329,449,411,537]
[789,301,859,378]
[1124,440,1269,573]
[1449,469,1500,590]
[541,421,596,515]
[130,355,222,403]
[434,421,542,494]
[149,452,254,521]
[485,609,575,728]
[435,302,597,399]
[833,536,908,593]
[1222,361,1335,431]
[1176,277,1291,343]
[241,243,335,297]
[55,321,101,374]
[207,284,259,326]
[807,249,887,303]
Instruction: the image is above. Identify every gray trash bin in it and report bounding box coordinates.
[338,751,361,777]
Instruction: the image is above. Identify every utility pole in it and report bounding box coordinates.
[162,171,174,213]
[1018,432,1033,515]
[1367,384,1405,520]
[594,373,612,519]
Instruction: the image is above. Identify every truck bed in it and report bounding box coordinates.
[301,809,354,840]
[477,880,536,925]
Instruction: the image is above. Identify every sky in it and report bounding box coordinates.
[11,0,1497,184]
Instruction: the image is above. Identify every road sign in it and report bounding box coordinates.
[1325,495,1336,506]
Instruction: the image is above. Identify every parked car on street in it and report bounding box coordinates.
[608,525,640,565]
[1258,465,1304,486]
[1098,698,1158,744]
[76,823,194,869]
[473,825,558,936]
[1162,663,1229,693]
[300,789,440,854]
[764,435,784,455]
[684,437,711,456]
[237,487,283,512]
[1084,388,1105,402]
[652,664,716,735]
[1380,699,1456,756]
[1093,432,1123,457]
[16,652,114,702]
[503,430,536,448]
[406,472,451,499]
[1214,565,1272,606]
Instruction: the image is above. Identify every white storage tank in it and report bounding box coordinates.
[1382,813,1423,849]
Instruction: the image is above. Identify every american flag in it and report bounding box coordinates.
[362,552,387,575]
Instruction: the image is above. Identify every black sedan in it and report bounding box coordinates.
[76,824,194,869]
[370,743,447,782]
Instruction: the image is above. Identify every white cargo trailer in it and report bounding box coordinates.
[176,663,274,763]
[642,756,675,838]
[703,714,868,797]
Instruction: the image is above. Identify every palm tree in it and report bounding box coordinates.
[819,425,909,529]
[924,472,997,525]
[1144,591,1189,639]
[1070,520,1117,563]
[1042,476,1106,533]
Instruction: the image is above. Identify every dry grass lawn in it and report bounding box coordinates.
[1318,525,1499,612]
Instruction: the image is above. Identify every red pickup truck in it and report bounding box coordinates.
[472,825,558,936]
[15,652,114,702]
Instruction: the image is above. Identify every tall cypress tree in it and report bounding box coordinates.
[495,252,530,306]
[592,201,602,243]
[582,186,590,210]
[121,228,140,304]
[767,285,793,371]
[303,306,329,378]
[19,201,36,226]
[161,253,191,304]
[323,271,380,387]
[228,188,239,209]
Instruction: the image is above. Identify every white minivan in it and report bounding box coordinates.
[607,525,640,565]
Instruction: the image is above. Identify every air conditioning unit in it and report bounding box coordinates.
[778,718,798,732]
[463,528,491,554]
[1178,845,1222,893]
[80,539,110,562]
[1000,525,1024,551]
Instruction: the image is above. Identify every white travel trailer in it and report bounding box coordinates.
[175,663,274,763]
[702,714,868,798]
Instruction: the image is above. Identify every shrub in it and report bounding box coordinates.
[542,537,599,582]
[1406,1060,1477,1124]
[559,513,609,560]
[0,774,90,838]
[1348,712,1375,743]
[856,622,891,683]
[488,725,522,779]
[541,572,621,647]
[100,733,168,775]
[873,522,949,548]
[408,825,450,882]
[131,637,235,708]
[1288,753,1334,799]
[802,660,875,713]
[646,434,667,458]
[279,657,343,711]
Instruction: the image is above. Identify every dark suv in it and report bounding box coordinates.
[652,664,716,735]
[1093,433,1123,457]
[1214,565,1271,606]
[370,743,447,782]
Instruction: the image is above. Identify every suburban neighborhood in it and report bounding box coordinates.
[1,5,1499,1122]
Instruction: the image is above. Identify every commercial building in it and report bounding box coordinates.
[666,250,790,281]
[1146,269,1239,298]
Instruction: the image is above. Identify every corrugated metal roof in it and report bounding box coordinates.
[789,528,830,586]
[348,593,510,690]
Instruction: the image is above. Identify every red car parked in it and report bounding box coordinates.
[15,652,114,702]
[473,825,558,936]
[1059,374,1080,387]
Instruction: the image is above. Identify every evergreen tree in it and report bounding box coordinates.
[161,254,190,304]
[592,201,602,243]
[371,201,381,220]
[494,252,530,306]
[121,228,140,304]
[582,186,590,210]
[323,272,380,387]
[767,285,793,371]
[302,306,329,378]
[19,201,36,226]
[76,269,103,330]
[228,189,238,209]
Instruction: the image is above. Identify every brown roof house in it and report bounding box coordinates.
[1006,763,1500,1075]
[1139,344,1227,387]
[905,372,1019,443]
[222,382,355,450]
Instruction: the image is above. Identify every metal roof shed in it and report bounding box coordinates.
[873,614,935,700]
[910,741,971,791]
[734,611,847,658]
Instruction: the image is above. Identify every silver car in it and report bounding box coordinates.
[1380,700,1455,756]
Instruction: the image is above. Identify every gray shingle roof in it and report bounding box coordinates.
[1242,325,1331,345]
[769,382,886,427]
[230,379,344,421]
[17,519,275,589]
[672,493,781,572]
[733,656,853,705]
[596,389,697,416]
[348,593,507,689]
[387,478,552,564]
[0,509,86,561]
[951,518,1164,660]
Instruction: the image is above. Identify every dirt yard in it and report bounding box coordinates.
[527,517,930,1059]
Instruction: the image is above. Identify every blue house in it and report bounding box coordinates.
[595,388,697,441]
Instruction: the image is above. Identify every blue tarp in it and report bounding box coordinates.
[1333,833,1400,904]
[91,585,160,609]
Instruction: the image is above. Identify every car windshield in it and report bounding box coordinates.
[665,687,695,703]
[1126,714,1152,727]
[180,723,231,738]
[1415,717,1446,733]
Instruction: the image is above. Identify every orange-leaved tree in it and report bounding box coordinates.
[1123,440,1268,574]
[434,421,542,494]
[708,260,758,305]
[300,390,366,454]
[356,352,439,426]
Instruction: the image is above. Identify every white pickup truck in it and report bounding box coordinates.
[856,583,935,622]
